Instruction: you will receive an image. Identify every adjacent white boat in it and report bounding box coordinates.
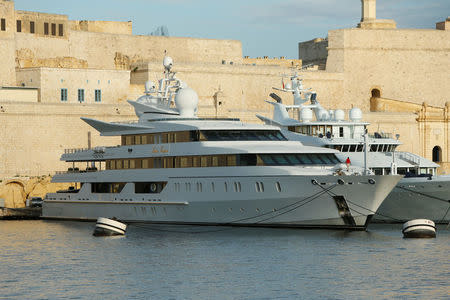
[257,72,450,223]
[43,58,402,230]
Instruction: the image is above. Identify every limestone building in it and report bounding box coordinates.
[0,0,449,180]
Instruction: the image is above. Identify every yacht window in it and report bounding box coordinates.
[349,145,356,152]
[135,182,167,194]
[357,145,363,152]
[373,168,382,175]
[285,154,301,164]
[154,158,162,168]
[299,154,313,164]
[201,130,287,141]
[92,182,125,193]
[272,155,289,165]
[308,154,324,164]
[276,182,282,192]
[397,168,407,175]
[370,145,377,152]
[342,145,349,152]
[319,154,333,164]
[339,127,344,137]
[238,154,257,166]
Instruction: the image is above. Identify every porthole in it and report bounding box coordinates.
[150,183,157,192]
[368,178,376,185]
[337,179,345,185]
[276,182,282,192]
[311,179,318,185]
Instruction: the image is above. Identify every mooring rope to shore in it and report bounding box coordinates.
[133,184,337,234]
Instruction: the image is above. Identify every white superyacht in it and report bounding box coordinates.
[257,73,450,223]
[43,58,401,230]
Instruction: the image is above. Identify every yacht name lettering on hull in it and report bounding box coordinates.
[152,146,169,153]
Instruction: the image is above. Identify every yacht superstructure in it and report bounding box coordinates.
[257,73,450,223]
[43,58,401,229]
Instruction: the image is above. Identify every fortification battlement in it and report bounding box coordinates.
[0,0,132,36]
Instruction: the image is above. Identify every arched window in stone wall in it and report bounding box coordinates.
[371,88,381,98]
[432,146,441,162]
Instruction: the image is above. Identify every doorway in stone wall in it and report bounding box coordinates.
[371,88,381,98]
[370,88,382,111]
[432,146,441,162]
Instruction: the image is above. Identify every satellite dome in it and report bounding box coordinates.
[163,56,173,70]
[175,87,199,117]
[300,108,313,122]
[335,109,345,121]
[328,110,335,120]
[145,80,155,93]
[317,108,329,121]
[349,107,363,122]
[284,82,292,90]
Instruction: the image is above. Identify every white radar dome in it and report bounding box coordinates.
[145,80,155,93]
[175,87,199,117]
[163,56,173,70]
[317,108,329,121]
[284,82,292,90]
[334,109,345,121]
[349,107,363,122]
[328,110,335,120]
[300,108,313,122]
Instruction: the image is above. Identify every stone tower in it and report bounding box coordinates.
[360,0,376,22]
[358,0,396,29]
[0,0,17,86]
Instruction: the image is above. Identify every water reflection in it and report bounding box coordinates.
[0,221,448,299]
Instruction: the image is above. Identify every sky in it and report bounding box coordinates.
[14,0,450,59]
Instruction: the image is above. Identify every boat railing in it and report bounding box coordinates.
[55,167,99,175]
[396,151,421,165]
[111,120,140,125]
[63,146,119,154]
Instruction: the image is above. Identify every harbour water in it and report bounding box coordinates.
[1,221,449,299]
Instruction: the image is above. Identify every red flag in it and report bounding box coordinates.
[346,157,351,164]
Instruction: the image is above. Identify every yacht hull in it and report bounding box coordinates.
[43,174,400,230]
[374,177,450,223]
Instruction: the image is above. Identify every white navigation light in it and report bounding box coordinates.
[335,109,345,121]
[300,108,313,122]
[163,56,173,71]
[349,107,363,122]
[175,87,199,117]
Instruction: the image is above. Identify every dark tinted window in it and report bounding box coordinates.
[201,130,286,141]
[259,154,340,165]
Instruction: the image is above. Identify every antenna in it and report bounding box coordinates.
[269,93,283,103]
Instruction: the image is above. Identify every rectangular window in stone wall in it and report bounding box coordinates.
[58,24,63,36]
[16,20,21,32]
[44,22,49,35]
[30,21,35,33]
[1,19,5,31]
[78,89,85,102]
[95,89,102,102]
[60,88,68,102]
[51,23,56,36]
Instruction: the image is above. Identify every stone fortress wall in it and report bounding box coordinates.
[0,0,449,185]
